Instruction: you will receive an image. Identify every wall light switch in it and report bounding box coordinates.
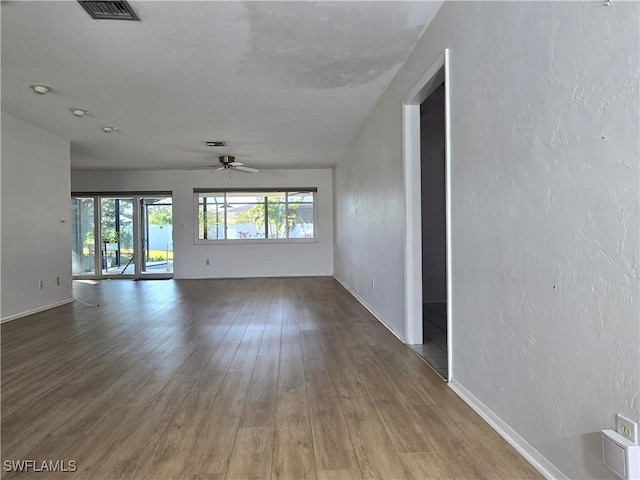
[603,429,640,480]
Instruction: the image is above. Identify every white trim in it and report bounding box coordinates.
[333,275,405,343]
[443,49,453,382]
[402,48,453,380]
[402,102,423,345]
[93,197,100,275]
[177,273,332,280]
[194,238,319,246]
[1,297,75,323]
[133,195,142,276]
[448,380,569,480]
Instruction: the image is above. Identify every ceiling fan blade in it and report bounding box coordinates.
[234,165,258,173]
[212,166,226,172]
[193,165,217,170]
[229,161,244,167]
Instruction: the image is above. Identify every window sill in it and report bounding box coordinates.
[195,238,318,246]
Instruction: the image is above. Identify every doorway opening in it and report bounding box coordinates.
[402,49,452,381]
[72,193,173,280]
[419,83,447,378]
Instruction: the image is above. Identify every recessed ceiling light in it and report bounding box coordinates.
[29,84,52,95]
[100,125,116,133]
[70,108,90,117]
[205,141,227,147]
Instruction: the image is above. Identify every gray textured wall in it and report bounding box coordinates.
[334,2,639,478]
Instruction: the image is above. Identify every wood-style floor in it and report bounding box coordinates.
[1,277,541,480]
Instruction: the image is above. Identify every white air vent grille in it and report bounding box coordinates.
[78,1,139,21]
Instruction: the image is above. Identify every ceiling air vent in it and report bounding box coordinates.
[78,1,139,21]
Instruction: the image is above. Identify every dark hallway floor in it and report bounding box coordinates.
[410,302,447,379]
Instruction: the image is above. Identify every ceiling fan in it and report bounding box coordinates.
[195,155,258,173]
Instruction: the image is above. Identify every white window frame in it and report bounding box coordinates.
[194,188,318,244]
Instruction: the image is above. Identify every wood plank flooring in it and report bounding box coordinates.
[1,277,542,480]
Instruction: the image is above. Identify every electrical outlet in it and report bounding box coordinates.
[616,414,638,444]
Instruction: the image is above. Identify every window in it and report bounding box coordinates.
[195,188,316,243]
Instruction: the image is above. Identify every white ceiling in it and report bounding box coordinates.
[2,1,442,170]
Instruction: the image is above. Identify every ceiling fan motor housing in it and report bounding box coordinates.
[219,155,236,166]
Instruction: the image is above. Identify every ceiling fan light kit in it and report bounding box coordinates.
[218,155,238,166]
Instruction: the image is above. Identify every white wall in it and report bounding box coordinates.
[71,168,333,279]
[1,112,73,321]
[334,2,639,479]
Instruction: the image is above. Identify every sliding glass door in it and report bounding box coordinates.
[140,196,173,276]
[72,197,96,276]
[71,193,173,279]
[100,197,135,277]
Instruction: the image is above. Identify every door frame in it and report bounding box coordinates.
[402,49,453,381]
[99,195,138,279]
[71,192,173,280]
[138,195,174,279]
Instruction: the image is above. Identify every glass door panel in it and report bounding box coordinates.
[72,194,173,280]
[71,197,96,276]
[140,197,173,276]
[100,197,135,276]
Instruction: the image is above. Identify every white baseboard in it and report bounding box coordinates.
[334,275,565,480]
[175,273,333,280]
[448,379,568,480]
[333,275,405,343]
[1,297,75,323]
